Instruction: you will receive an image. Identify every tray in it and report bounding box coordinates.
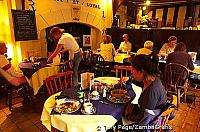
[107,94,131,104]
[54,99,81,114]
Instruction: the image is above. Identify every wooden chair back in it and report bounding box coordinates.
[80,50,93,72]
[154,95,177,132]
[163,63,189,109]
[43,71,73,96]
[91,54,111,76]
[114,65,133,78]
[91,54,104,64]
[59,60,73,72]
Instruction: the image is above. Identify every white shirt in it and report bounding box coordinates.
[0,55,23,81]
[58,33,80,60]
[119,41,132,52]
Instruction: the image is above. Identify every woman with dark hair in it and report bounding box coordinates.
[167,42,194,70]
[107,54,167,132]
[123,54,167,123]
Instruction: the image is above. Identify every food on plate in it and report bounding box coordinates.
[108,94,131,103]
[111,89,127,98]
[56,100,80,113]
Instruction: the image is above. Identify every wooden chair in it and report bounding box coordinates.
[163,63,189,109]
[153,95,177,132]
[114,65,133,78]
[59,60,73,72]
[91,54,111,76]
[79,50,93,72]
[43,71,73,97]
[0,76,32,111]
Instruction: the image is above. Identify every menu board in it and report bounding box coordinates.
[12,10,37,41]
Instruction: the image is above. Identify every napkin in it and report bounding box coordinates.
[131,84,142,104]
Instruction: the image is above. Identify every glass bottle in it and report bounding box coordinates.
[77,86,84,102]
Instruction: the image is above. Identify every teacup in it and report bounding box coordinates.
[91,91,100,100]
[83,103,93,113]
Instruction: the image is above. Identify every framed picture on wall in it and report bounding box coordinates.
[72,5,80,21]
[83,35,91,46]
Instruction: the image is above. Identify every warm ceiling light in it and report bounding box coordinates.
[145,1,151,6]
[142,6,147,10]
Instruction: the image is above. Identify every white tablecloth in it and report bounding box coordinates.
[41,92,117,132]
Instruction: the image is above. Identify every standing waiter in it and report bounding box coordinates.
[47,27,82,88]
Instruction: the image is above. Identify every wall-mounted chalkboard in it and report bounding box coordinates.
[12,10,37,41]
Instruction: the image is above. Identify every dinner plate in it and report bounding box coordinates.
[81,107,96,115]
[107,94,132,104]
[54,99,81,114]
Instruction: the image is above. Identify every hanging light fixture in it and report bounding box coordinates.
[142,6,147,10]
[145,0,151,6]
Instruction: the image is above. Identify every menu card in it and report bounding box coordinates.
[81,72,94,89]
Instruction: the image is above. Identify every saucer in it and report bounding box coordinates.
[90,97,100,100]
[81,107,96,115]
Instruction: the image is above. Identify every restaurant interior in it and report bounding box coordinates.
[0,0,200,132]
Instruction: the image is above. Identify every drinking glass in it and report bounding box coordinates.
[84,91,90,104]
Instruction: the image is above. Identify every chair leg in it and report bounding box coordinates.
[177,90,180,110]
[8,87,13,111]
[184,81,188,103]
[5,89,8,105]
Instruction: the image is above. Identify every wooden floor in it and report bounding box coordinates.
[0,88,200,132]
[169,87,200,132]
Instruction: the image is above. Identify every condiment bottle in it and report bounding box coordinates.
[77,86,84,102]
[103,87,107,97]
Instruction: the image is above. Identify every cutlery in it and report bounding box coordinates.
[99,100,109,104]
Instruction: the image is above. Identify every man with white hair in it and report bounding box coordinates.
[0,41,31,104]
[0,41,27,86]
[136,40,154,55]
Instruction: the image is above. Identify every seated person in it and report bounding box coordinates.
[0,41,27,86]
[118,34,132,53]
[99,35,115,62]
[110,54,167,132]
[0,41,31,103]
[136,40,154,55]
[159,36,177,57]
[167,42,194,71]
[124,54,167,122]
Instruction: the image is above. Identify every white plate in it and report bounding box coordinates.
[54,99,81,114]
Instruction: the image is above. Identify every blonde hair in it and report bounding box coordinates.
[144,40,154,48]
[122,34,129,38]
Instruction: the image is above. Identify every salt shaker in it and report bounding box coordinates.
[103,87,107,97]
